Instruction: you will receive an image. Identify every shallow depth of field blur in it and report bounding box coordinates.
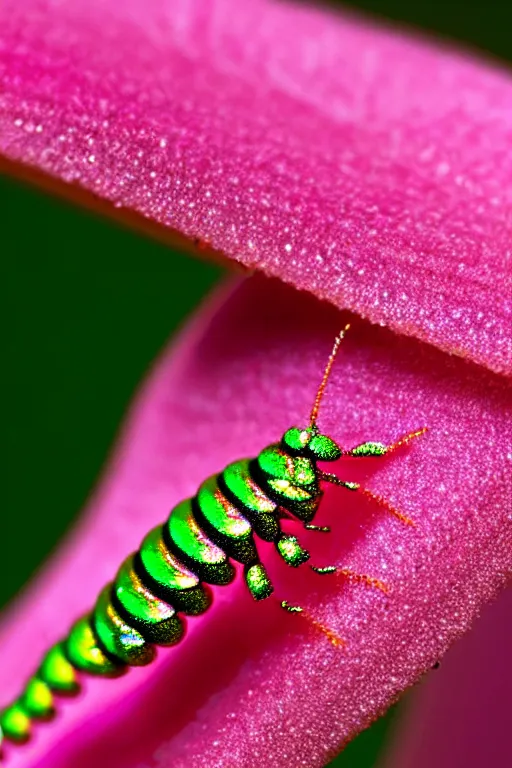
[3,1,511,765]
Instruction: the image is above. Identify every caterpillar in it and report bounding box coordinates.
[0,326,427,751]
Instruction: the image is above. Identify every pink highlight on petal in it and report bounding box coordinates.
[0,275,510,767]
[1,1,512,373]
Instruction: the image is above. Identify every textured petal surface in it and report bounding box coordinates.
[1,0,512,374]
[382,584,512,768]
[1,276,510,767]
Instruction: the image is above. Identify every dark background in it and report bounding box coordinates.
[3,1,511,765]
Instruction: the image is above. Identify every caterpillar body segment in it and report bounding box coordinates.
[1,326,427,750]
[0,429,337,747]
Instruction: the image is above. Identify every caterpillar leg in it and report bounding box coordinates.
[280,601,345,648]
[345,426,428,458]
[244,565,346,648]
[276,534,310,567]
[310,565,389,593]
[244,563,274,601]
[279,507,330,535]
[319,472,415,527]
[304,523,330,533]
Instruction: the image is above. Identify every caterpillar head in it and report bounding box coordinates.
[280,325,350,464]
[282,427,342,462]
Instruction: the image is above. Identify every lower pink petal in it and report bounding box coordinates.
[1,275,510,767]
[383,584,512,768]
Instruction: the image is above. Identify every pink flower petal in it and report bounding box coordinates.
[1,1,511,373]
[1,276,510,766]
[383,584,512,768]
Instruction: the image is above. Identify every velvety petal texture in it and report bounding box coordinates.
[1,276,510,767]
[1,0,512,374]
[383,584,512,768]
[2,1,512,765]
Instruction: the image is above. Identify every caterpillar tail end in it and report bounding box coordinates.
[0,702,32,747]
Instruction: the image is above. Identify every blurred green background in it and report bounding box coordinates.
[3,1,511,765]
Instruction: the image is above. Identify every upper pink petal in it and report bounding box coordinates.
[1,0,511,374]
[1,275,510,767]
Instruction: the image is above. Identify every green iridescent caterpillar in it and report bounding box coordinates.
[0,327,427,750]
